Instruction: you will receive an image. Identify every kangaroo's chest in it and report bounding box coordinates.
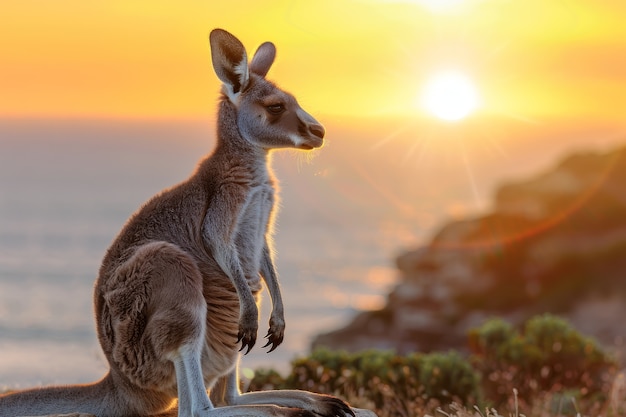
[234,183,275,278]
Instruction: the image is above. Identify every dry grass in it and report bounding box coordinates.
[2,371,625,417]
[346,370,626,417]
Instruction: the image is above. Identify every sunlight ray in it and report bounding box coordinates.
[349,159,419,219]
[460,144,483,210]
[495,110,543,126]
[370,119,419,151]
[401,139,422,166]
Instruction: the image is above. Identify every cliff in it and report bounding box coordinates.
[314,145,626,354]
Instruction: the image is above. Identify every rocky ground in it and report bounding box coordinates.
[314,145,626,359]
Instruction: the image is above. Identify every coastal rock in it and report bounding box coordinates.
[314,146,626,354]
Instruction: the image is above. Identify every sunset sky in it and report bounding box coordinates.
[1,0,626,122]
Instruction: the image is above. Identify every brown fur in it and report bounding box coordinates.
[0,29,356,417]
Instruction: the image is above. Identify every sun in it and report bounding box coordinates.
[419,71,481,121]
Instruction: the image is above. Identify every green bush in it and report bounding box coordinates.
[418,351,481,403]
[249,348,481,412]
[469,314,616,406]
[249,314,618,416]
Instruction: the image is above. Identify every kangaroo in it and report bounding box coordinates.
[0,29,355,417]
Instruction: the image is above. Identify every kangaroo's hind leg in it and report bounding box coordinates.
[211,365,354,417]
[98,241,213,416]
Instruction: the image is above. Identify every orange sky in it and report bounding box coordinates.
[1,0,626,121]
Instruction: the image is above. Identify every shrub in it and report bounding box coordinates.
[469,314,616,407]
[418,351,481,404]
[249,314,618,416]
[249,348,481,413]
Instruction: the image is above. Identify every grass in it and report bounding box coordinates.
[2,370,625,416]
[245,362,625,417]
[311,373,626,417]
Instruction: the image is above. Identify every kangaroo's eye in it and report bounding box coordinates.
[266,103,285,115]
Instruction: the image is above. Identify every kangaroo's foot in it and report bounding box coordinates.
[232,390,355,417]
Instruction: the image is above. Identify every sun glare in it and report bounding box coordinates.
[414,0,466,13]
[419,71,480,121]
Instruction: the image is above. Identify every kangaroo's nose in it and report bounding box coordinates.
[309,124,325,139]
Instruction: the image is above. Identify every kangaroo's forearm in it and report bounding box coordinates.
[260,243,285,351]
[260,244,284,316]
[203,205,260,353]
[202,185,255,296]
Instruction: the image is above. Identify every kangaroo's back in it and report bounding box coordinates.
[97,161,215,276]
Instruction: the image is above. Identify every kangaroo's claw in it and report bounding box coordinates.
[237,316,258,355]
[263,329,284,353]
[237,329,257,355]
[262,314,285,353]
[237,302,259,354]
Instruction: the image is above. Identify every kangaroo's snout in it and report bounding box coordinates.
[297,122,324,150]
[309,123,325,140]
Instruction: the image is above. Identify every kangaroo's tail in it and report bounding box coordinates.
[0,373,121,417]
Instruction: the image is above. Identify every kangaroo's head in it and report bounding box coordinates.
[209,29,324,151]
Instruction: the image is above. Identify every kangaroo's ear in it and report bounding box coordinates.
[250,42,276,77]
[209,29,249,100]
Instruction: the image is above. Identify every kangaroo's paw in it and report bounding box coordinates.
[263,314,285,353]
[237,305,259,354]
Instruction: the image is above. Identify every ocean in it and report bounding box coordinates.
[0,117,623,389]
